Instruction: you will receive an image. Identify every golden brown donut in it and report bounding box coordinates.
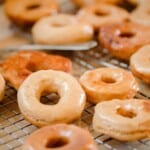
[0,73,5,102]
[4,0,59,26]
[99,22,150,60]
[80,67,138,104]
[77,3,129,30]
[130,4,150,26]
[18,70,86,127]
[32,14,94,45]
[93,99,150,141]
[23,124,97,150]
[0,51,72,90]
[130,45,150,84]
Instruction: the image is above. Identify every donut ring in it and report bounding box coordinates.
[80,68,138,104]
[4,0,59,26]
[77,3,129,30]
[99,22,150,60]
[32,14,94,45]
[130,45,150,84]
[93,99,150,141]
[0,51,72,90]
[0,73,5,102]
[23,124,97,150]
[17,70,86,127]
[130,4,150,26]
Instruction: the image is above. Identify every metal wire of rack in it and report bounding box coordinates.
[0,47,150,150]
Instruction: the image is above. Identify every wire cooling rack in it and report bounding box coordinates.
[0,47,150,150]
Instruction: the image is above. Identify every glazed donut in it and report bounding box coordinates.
[17,70,86,127]
[77,3,129,30]
[99,22,150,60]
[0,73,5,102]
[72,0,121,7]
[32,14,94,45]
[80,67,138,104]
[130,45,150,84]
[23,124,97,150]
[130,4,150,26]
[0,51,72,90]
[4,0,59,26]
[93,99,150,141]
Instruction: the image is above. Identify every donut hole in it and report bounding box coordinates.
[119,32,135,38]
[94,11,109,16]
[101,76,116,84]
[27,4,41,10]
[46,137,68,148]
[40,91,60,105]
[117,107,136,118]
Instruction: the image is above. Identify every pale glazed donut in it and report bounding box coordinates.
[1,51,72,90]
[17,70,86,127]
[4,0,59,26]
[80,68,138,104]
[32,14,94,45]
[130,45,150,84]
[23,124,97,150]
[130,4,150,26]
[77,3,129,30]
[99,22,150,60]
[0,73,5,102]
[93,99,150,141]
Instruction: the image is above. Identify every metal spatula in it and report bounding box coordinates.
[0,40,98,51]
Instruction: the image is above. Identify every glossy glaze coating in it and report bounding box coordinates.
[80,67,138,103]
[78,3,129,30]
[130,45,150,84]
[93,99,150,141]
[4,0,59,26]
[23,124,97,150]
[1,51,72,90]
[0,73,5,102]
[99,22,150,60]
[32,14,94,45]
[18,70,86,127]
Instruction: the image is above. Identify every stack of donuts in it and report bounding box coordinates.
[0,0,149,149]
